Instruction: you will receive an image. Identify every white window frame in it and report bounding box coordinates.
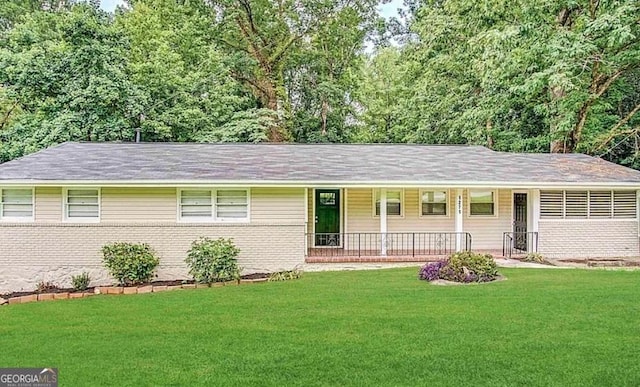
[178,189,214,221]
[419,189,450,218]
[63,187,101,223]
[372,189,404,218]
[468,189,498,218]
[0,187,35,222]
[177,188,250,223]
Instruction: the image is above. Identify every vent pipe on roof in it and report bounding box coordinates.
[135,128,141,143]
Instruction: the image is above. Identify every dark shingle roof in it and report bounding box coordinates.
[0,142,639,185]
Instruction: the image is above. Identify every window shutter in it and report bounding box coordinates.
[589,191,612,218]
[540,191,563,218]
[613,191,636,218]
[565,191,588,219]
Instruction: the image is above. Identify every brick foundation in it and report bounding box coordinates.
[0,223,305,293]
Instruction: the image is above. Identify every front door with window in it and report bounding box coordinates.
[315,189,341,246]
[513,193,528,251]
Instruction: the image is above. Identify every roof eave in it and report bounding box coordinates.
[1,179,639,189]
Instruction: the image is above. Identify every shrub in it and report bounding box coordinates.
[418,260,447,281]
[35,281,58,293]
[440,251,498,283]
[71,272,91,291]
[268,268,303,282]
[101,242,160,286]
[185,237,241,284]
[418,252,498,283]
[524,252,544,263]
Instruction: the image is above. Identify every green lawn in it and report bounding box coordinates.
[1,268,640,386]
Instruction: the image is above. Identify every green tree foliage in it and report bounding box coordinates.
[353,47,410,143]
[357,0,640,166]
[0,2,142,160]
[117,0,259,142]
[1,0,639,169]
[209,0,381,141]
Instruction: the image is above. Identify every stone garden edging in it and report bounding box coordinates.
[0,278,269,306]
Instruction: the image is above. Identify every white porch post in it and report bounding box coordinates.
[531,189,540,253]
[637,191,640,257]
[304,188,309,254]
[380,188,387,256]
[455,189,464,251]
[637,190,640,241]
[343,188,348,234]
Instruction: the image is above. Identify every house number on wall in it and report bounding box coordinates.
[457,195,462,215]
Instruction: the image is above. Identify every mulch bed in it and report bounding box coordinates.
[1,287,96,299]
[509,257,556,266]
[429,275,507,286]
[1,273,271,299]
[557,258,640,267]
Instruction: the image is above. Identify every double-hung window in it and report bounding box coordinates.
[65,189,100,220]
[373,189,403,217]
[179,189,249,222]
[469,190,496,216]
[421,190,448,216]
[0,188,34,220]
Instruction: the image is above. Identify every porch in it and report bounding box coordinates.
[304,231,538,262]
[304,187,540,262]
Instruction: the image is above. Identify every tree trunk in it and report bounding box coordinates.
[320,100,329,136]
[486,120,494,149]
[550,85,568,153]
[550,7,574,153]
[256,76,287,142]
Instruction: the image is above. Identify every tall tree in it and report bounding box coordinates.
[387,0,640,165]
[210,0,380,141]
[353,47,409,143]
[118,0,258,142]
[0,2,142,161]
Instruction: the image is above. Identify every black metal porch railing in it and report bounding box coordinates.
[502,232,539,258]
[306,232,472,257]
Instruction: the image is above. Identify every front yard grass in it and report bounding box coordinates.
[1,267,640,386]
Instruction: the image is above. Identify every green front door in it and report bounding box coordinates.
[315,189,341,246]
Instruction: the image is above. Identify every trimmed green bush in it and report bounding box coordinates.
[185,237,241,284]
[71,272,91,291]
[438,251,498,283]
[101,242,160,286]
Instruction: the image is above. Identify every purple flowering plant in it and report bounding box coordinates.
[418,260,447,281]
[418,252,498,283]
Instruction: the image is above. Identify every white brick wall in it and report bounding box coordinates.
[538,220,639,258]
[0,223,305,292]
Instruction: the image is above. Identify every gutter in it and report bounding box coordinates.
[0,180,640,190]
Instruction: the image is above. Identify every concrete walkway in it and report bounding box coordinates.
[493,258,567,269]
[305,259,562,272]
[305,258,640,272]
